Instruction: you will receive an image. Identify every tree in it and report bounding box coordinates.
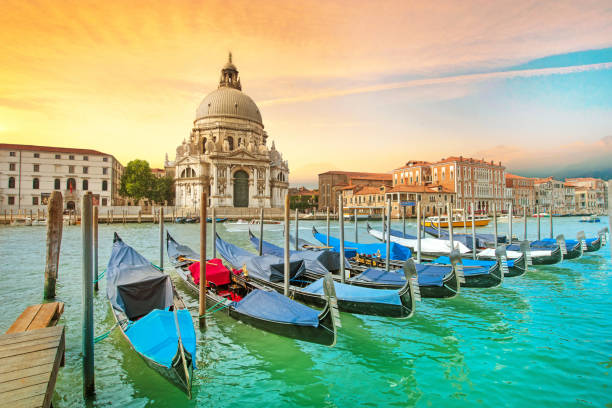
[151,175,175,204]
[120,160,155,201]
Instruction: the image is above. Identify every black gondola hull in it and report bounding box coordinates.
[532,246,563,265]
[461,263,503,288]
[585,238,602,252]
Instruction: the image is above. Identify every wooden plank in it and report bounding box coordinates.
[6,305,42,334]
[0,327,61,347]
[0,365,51,385]
[12,395,44,408]
[0,339,61,359]
[0,349,56,375]
[42,328,64,408]
[3,382,47,403]
[0,372,50,393]
[0,337,60,355]
[28,303,60,331]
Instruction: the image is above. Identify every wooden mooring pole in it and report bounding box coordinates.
[386,199,392,271]
[44,191,63,299]
[471,200,476,260]
[93,206,99,292]
[354,208,358,243]
[284,194,291,294]
[493,205,498,248]
[608,180,611,260]
[199,193,207,329]
[295,208,299,250]
[81,192,95,398]
[537,204,541,240]
[523,206,527,240]
[339,196,346,282]
[258,207,264,256]
[159,207,164,271]
[212,207,218,258]
[326,207,330,247]
[416,202,422,264]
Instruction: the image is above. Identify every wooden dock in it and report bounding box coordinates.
[0,303,65,408]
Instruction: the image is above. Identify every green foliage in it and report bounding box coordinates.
[120,160,174,204]
[290,194,318,211]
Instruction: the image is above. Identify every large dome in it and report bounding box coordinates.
[196,87,263,126]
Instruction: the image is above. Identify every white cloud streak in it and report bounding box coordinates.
[259,62,612,106]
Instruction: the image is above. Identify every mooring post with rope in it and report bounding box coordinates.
[471,199,476,260]
[354,208,358,243]
[295,208,299,251]
[93,205,99,292]
[549,205,553,239]
[213,207,217,258]
[339,196,346,282]
[386,199,392,272]
[537,204,541,240]
[199,192,207,330]
[523,206,527,241]
[416,202,422,264]
[81,192,95,398]
[508,202,513,244]
[493,204,498,248]
[284,194,290,295]
[326,206,330,247]
[447,203,454,248]
[159,207,164,272]
[402,206,406,237]
[436,206,441,238]
[258,207,264,256]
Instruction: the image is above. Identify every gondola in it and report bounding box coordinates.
[309,227,460,298]
[505,239,563,265]
[365,224,472,259]
[166,232,339,346]
[427,246,506,288]
[312,226,412,260]
[206,217,228,223]
[106,233,195,397]
[539,234,583,260]
[419,225,507,247]
[348,252,463,298]
[220,232,418,319]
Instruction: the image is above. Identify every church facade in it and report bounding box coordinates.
[165,54,289,209]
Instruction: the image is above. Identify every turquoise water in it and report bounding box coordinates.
[0,217,610,407]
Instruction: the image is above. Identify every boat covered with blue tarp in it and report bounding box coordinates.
[107,233,195,396]
[313,226,412,260]
[166,232,338,346]
[216,233,417,318]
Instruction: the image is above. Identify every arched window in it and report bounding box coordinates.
[32,178,39,189]
[227,136,234,151]
[8,177,15,188]
[82,179,88,190]
[102,180,108,191]
[180,167,195,178]
[67,178,76,191]
[202,137,207,154]
[54,178,60,190]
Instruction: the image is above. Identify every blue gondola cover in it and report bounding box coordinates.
[313,230,411,260]
[125,309,196,368]
[303,278,402,305]
[233,290,320,327]
[432,255,515,268]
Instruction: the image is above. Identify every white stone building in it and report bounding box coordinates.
[0,144,124,211]
[166,54,289,209]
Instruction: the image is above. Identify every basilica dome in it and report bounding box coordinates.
[195,53,263,126]
[196,87,262,126]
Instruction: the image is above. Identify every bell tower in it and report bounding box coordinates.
[219,52,241,90]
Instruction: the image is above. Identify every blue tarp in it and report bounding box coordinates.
[351,264,449,287]
[248,232,337,276]
[126,309,196,368]
[313,229,412,260]
[433,255,515,268]
[107,236,174,321]
[540,238,581,250]
[233,289,320,327]
[216,234,306,283]
[288,233,353,269]
[416,225,507,246]
[303,278,402,305]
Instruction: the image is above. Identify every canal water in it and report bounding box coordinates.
[0,217,610,407]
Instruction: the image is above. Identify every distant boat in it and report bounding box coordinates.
[224,219,282,232]
[424,212,490,228]
[532,213,549,218]
[579,215,600,223]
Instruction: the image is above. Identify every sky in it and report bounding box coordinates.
[1,0,611,187]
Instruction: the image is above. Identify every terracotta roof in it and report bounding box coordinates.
[319,170,391,179]
[395,161,431,170]
[506,173,532,179]
[435,156,504,167]
[565,177,603,182]
[387,185,454,193]
[0,143,111,157]
[354,186,385,195]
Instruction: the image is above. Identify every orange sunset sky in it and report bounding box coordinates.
[1,0,612,185]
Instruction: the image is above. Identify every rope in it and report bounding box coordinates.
[94,320,123,343]
[93,269,106,284]
[151,263,163,271]
[199,302,230,318]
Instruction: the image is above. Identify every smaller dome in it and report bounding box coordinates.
[223,61,237,71]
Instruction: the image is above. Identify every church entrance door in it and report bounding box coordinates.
[233,170,249,207]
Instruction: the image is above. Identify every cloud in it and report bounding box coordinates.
[258,62,612,106]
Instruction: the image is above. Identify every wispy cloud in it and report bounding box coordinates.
[259,62,612,106]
